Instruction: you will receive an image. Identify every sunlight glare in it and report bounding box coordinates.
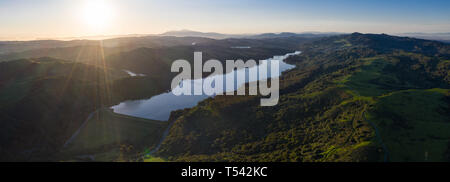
[82,0,115,31]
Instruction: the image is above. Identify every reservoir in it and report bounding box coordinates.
[111,51,301,121]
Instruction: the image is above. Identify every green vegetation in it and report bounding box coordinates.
[368,89,450,161]
[339,53,450,161]
[144,156,167,162]
[60,108,168,161]
[0,38,296,161]
[0,57,127,161]
[154,33,450,162]
[1,33,449,162]
[334,39,352,47]
[344,58,396,96]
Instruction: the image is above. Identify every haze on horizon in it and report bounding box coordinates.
[1,0,449,40]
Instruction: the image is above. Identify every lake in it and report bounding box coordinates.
[111,51,301,121]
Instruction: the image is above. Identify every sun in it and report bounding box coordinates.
[82,0,114,31]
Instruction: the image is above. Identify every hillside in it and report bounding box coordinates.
[0,35,315,63]
[0,36,214,58]
[155,33,450,162]
[0,38,297,161]
[60,108,168,162]
[0,57,153,161]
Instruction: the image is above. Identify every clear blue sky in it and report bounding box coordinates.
[1,0,449,40]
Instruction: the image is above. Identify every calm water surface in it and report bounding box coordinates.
[111,51,301,121]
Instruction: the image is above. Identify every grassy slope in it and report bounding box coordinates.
[0,58,128,160]
[370,89,450,161]
[0,57,168,161]
[341,57,450,162]
[60,108,168,162]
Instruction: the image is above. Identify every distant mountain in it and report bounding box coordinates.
[160,30,245,39]
[160,30,343,39]
[247,32,343,39]
[2,31,447,57]
[396,33,450,43]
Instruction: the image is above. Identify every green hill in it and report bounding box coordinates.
[0,57,163,161]
[60,108,168,162]
[155,33,450,162]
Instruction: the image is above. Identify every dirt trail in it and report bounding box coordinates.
[363,110,390,162]
[63,110,99,148]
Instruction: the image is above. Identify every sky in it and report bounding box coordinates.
[1,0,450,40]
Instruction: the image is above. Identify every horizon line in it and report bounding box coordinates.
[1,30,450,42]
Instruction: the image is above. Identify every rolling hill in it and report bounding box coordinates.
[154,33,450,162]
[59,108,168,162]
